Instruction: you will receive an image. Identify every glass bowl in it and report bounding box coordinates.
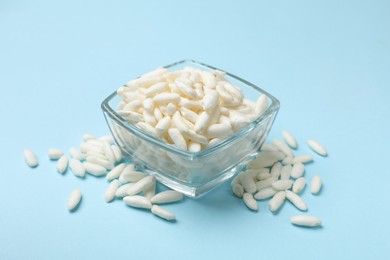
[101,60,280,198]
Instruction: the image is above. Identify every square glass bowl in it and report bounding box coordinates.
[101,60,280,198]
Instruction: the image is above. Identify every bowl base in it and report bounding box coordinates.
[137,162,247,198]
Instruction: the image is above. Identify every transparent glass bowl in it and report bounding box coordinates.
[101,60,280,198]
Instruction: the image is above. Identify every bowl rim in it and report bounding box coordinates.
[101,59,280,159]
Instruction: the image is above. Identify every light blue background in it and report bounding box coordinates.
[1,0,389,259]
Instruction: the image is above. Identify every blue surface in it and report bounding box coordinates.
[1,0,389,259]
